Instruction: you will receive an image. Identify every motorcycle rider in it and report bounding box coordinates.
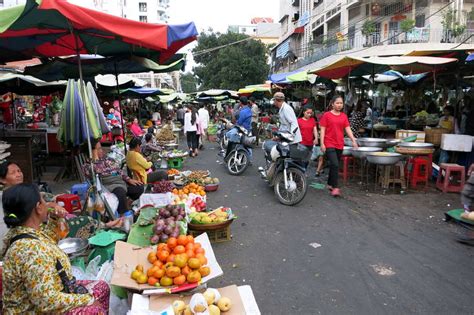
[263,92,302,155]
[224,96,253,159]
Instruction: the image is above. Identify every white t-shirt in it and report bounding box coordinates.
[184,112,197,133]
[198,108,210,129]
[279,103,302,144]
[152,112,161,122]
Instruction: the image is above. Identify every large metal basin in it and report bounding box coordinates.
[58,238,89,256]
[351,147,383,159]
[366,152,403,165]
[357,137,387,147]
[343,146,352,156]
[398,142,434,149]
[385,139,401,148]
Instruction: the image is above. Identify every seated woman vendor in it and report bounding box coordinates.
[84,141,144,215]
[2,184,110,314]
[438,105,455,133]
[0,161,122,239]
[126,137,168,184]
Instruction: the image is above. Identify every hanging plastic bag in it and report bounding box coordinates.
[96,176,119,214]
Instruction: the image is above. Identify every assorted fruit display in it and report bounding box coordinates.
[189,207,233,224]
[130,235,211,288]
[173,183,206,197]
[172,289,232,314]
[190,197,207,212]
[203,177,220,185]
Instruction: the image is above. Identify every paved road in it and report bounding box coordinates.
[185,141,473,314]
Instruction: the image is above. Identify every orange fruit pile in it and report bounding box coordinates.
[172,183,206,196]
[167,168,180,176]
[131,235,211,287]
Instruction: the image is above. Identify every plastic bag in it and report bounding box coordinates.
[189,293,209,315]
[84,255,102,280]
[310,145,323,161]
[96,176,119,213]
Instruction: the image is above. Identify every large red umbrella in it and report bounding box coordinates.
[0,0,198,64]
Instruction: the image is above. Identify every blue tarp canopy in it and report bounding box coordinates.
[382,70,428,85]
[120,87,166,97]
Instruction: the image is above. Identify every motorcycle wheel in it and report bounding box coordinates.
[226,150,249,176]
[219,137,227,150]
[273,167,307,206]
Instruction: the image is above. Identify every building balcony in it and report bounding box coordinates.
[289,28,474,71]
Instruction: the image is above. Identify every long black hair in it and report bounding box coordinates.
[3,184,41,228]
[191,107,197,125]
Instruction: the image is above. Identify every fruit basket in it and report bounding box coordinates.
[188,219,234,231]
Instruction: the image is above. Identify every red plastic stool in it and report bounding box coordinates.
[339,155,356,185]
[56,194,82,213]
[436,163,466,193]
[409,157,430,189]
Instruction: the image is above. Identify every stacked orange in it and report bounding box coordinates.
[167,169,180,176]
[131,235,210,287]
[172,183,206,197]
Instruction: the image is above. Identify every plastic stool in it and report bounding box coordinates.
[436,163,465,193]
[70,182,90,200]
[409,157,430,189]
[56,194,82,213]
[377,161,407,190]
[339,155,356,185]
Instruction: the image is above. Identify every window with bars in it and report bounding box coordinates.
[139,2,147,12]
[139,15,148,22]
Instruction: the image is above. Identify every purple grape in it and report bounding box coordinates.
[150,235,160,244]
[163,210,171,218]
[164,225,173,235]
[160,233,169,242]
[154,224,164,234]
[176,215,183,221]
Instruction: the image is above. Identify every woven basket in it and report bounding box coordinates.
[395,146,435,155]
[188,219,233,231]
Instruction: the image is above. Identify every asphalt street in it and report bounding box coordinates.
[185,140,473,315]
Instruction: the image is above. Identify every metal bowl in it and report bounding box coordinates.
[58,238,89,256]
[366,152,403,165]
[398,142,434,149]
[385,139,401,148]
[342,146,352,156]
[357,138,387,147]
[351,147,383,159]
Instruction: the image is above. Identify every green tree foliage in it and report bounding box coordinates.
[180,72,198,93]
[192,31,270,91]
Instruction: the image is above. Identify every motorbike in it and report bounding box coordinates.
[259,132,309,206]
[223,124,256,176]
[216,118,230,150]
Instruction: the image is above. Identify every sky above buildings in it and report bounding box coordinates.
[169,0,279,72]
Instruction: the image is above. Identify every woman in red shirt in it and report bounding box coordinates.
[319,95,358,196]
[297,106,318,170]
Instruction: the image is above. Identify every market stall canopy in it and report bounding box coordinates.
[382,70,429,85]
[0,71,66,94]
[158,93,189,103]
[23,54,186,82]
[286,71,318,84]
[309,56,458,79]
[197,89,239,100]
[237,83,272,95]
[95,74,146,88]
[268,69,301,84]
[120,87,167,97]
[0,0,198,64]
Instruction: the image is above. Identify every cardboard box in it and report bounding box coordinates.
[441,134,473,152]
[111,233,223,292]
[149,285,246,314]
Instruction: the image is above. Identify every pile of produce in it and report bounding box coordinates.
[172,289,232,314]
[189,207,232,224]
[190,197,206,212]
[173,183,206,196]
[186,170,210,184]
[157,125,175,142]
[130,236,211,288]
[203,177,220,186]
[151,180,175,193]
[167,168,180,176]
[150,205,186,244]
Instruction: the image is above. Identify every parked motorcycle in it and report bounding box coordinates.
[223,125,256,175]
[259,132,309,206]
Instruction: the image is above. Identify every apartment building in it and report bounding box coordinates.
[272,0,474,74]
[228,18,280,45]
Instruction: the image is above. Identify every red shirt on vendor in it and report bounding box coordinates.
[319,111,350,149]
[297,106,318,146]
